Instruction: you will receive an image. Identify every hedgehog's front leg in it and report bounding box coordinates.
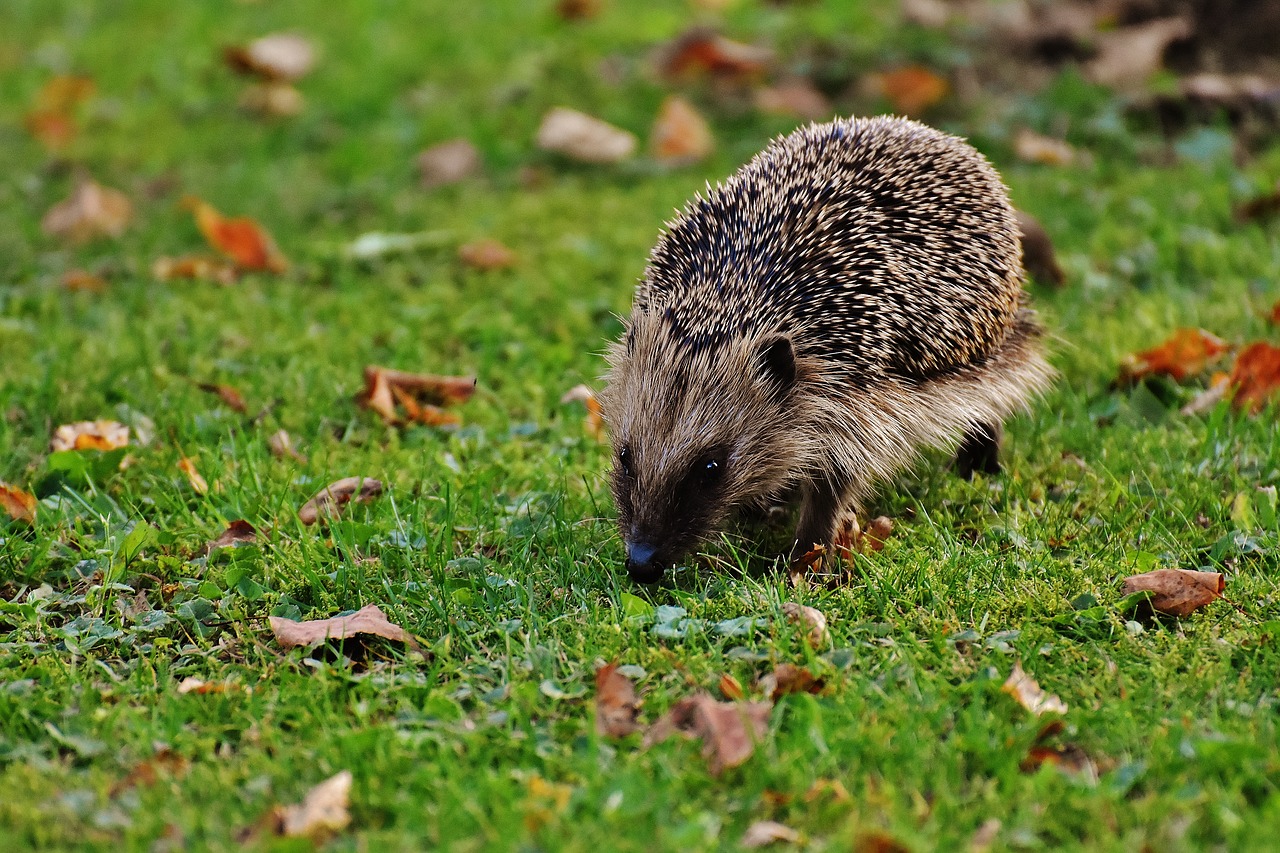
[791,473,855,558]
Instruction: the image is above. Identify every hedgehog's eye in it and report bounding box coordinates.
[697,456,724,487]
[618,445,634,479]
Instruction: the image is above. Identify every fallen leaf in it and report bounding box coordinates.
[268,429,307,462]
[273,771,352,842]
[1121,569,1223,617]
[1013,128,1076,166]
[109,746,190,796]
[645,694,771,775]
[758,664,825,701]
[1002,661,1068,716]
[239,81,304,117]
[1117,328,1230,385]
[870,66,948,115]
[855,831,911,853]
[24,75,95,149]
[595,662,642,737]
[458,238,517,270]
[1015,209,1066,287]
[224,33,316,82]
[269,603,420,652]
[196,382,247,413]
[61,269,108,293]
[297,477,384,525]
[151,255,239,285]
[560,383,604,441]
[556,0,602,20]
[536,107,637,164]
[656,28,773,83]
[1227,341,1280,413]
[718,673,744,701]
[358,366,476,426]
[41,179,133,243]
[50,420,130,452]
[742,821,800,848]
[178,457,209,495]
[418,138,481,189]
[208,520,257,552]
[753,78,831,121]
[176,677,234,695]
[1086,17,1191,89]
[1021,742,1096,777]
[781,601,829,647]
[650,95,714,164]
[862,515,893,553]
[184,197,288,273]
[1180,372,1231,416]
[0,483,37,525]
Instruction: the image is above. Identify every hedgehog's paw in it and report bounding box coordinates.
[954,421,1003,480]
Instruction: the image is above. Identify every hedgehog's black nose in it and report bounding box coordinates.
[625,542,664,584]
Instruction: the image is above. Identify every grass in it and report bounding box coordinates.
[3,0,1280,849]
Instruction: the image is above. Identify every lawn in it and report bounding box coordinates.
[2,1,1280,850]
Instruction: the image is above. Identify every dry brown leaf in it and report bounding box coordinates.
[109,746,190,797]
[753,78,831,121]
[1002,661,1068,716]
[1013,128,1076,167]
[718,673,744,701]
[855,831,912,853]
[656,28,773,83]
[184,197,288,273]
[645,694,771,775]
[758,664,825,701]
[418,138,481,189]
[862,515,893,553]
[208,520,257,552]
[650,95,714,164]
[239,81,304,117]
[458,238,517,270]
[297,477,384,525]
[595,662,642,738]
[358,366,476,427]
[1086,17,1191,89]
[0,483,37,525]
[1121,569,1223,617]
[742,820,800,848]
[781,601,829,647]
[24,75,95,149]
[269,603,420,652]
[1020,743,1096,777]
[42,180,133,244]
[1228,341,1280,413]
[50,420,129,452]
[1015,209,1066,287]
[560,383,604,441]
[1180,372,1231,416]
[871,66,948,115]
[61,269,108,293]
[536,107,637,164]
[268,429,307,462]
[1118,328,1230,385]
[151,255,239,285]
[556,0,602,21]
[272,771,352,842]
[389,385,463,428]
[196,382,247,413]
[224,33,316,82]
[178,457,209,495]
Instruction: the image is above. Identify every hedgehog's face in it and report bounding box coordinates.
[600,320,802,583]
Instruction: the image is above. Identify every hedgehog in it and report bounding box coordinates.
[598,115,1055,584]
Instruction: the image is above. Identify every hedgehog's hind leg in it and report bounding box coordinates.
[954,421,1003,479]
[791,473,856,559]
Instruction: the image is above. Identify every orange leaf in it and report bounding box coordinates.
[178,457,209,495]
[1228,341,1280,413]
[718,673,744,701]
[1118,328,1230,384]
[874,66,948,115]
[61,269,109,293]
[185,197,288,272]
[457,238,517,270]
[196,382,248,413]
[657,28,773,82]
[0,483,37,525]
[152,255,239,285]
[560,384,605,441]
[1121,569,1224,617]
[650,95,714,164]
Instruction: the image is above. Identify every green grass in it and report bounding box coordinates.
[3,1,1280,850]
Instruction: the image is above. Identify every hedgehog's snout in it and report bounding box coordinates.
[624,541,665,584]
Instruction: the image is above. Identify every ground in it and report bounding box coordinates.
[2,1,1279,850]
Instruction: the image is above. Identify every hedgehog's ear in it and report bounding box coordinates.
[756,336,796,396]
